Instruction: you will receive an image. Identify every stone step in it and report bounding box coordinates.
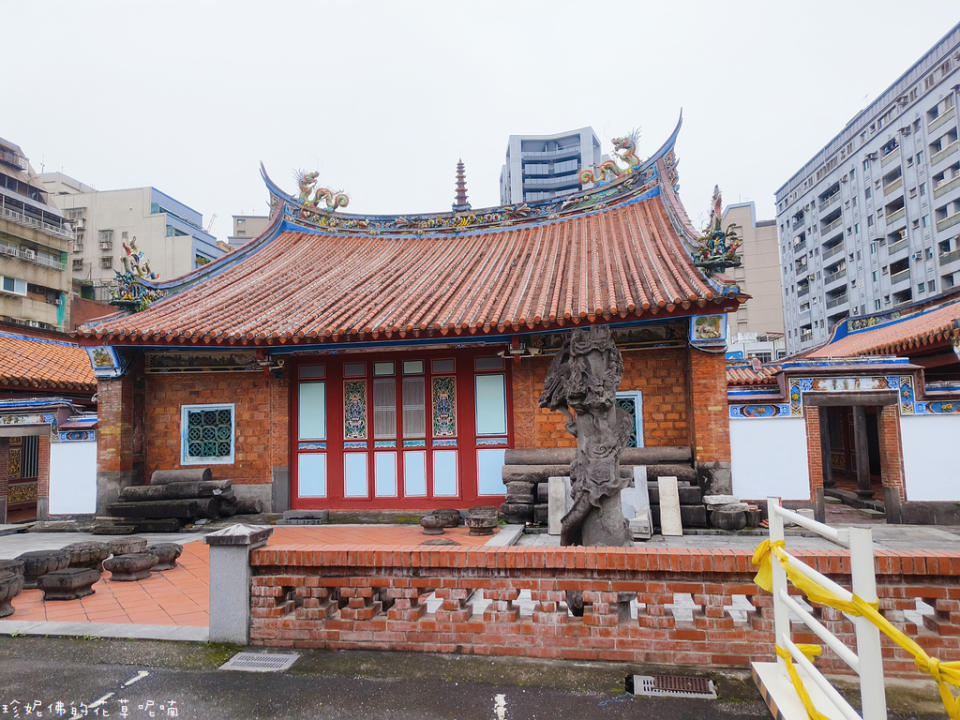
[647,483,701,505]
[105,497,221,520]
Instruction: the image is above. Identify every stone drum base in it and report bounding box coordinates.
[38,568,100,601]
[103,552,157,581]
[16,550,70,589]
[146,543,182,571]
[107,537,148,556]
[62,542,111,570]
[0,570,24,617]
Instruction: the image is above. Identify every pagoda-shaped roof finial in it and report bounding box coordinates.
[452,158,470,212]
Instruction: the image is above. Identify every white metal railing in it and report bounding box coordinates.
[766,497,887,720]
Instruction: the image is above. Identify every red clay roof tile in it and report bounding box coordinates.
[0,331,95,392]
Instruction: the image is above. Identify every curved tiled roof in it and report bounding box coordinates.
[807,299,960,358]
[78,119,744,347]
[726,364,780,387]
[0,330,95,392]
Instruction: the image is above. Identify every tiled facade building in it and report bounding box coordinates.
[777,23,960,355]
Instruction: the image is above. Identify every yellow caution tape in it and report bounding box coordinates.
[775,645,833,720]
[753,539,960,720]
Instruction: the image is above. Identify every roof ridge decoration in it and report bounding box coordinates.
[578,129,642,185]
[260,114,684,238]
[296,170,349,218]
[693,185,742,277]
[109,236,165,311]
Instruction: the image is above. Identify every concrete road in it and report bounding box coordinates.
[0,637,775,720]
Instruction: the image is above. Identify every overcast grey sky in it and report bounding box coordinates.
[7,1,960,240]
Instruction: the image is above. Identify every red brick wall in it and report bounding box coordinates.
[687,349,730,463]
[249,543,960,680]
[144,371,289,485]
[97,375,136,473]
[511,348,690,449]
[878,405,905,501]
[805,408,823,502]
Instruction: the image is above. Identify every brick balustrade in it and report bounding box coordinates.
[249,544,960,679]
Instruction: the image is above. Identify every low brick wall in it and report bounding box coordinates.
[249,545,960,679]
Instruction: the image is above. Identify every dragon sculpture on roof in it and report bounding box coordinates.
[578,130,642,185]
[296,170,349,216]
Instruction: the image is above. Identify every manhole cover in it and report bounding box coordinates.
[219,652,300,673]
[626,674,717,699]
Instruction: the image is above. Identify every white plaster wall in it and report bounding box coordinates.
[900,415,960,501]
[731,418,810,500]
[49,441,97,514]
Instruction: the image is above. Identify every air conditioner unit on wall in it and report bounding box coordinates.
[21,248,36,260]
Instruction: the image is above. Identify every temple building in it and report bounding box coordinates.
[76,119,747,515]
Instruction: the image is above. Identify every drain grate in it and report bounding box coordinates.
[626,674,717,699]
[219,651,300,673]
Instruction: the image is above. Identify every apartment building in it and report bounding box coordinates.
[499,127,602,204]
[0,139,73,331]
[38,173,222,300]
[227,214,269,249]
[776,23,960,355]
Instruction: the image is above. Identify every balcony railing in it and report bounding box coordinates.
[819,191,840,210]
[824,268,847,285]
[937,211,960,232]
[821,217,842,235]
[935,174,960,198]
[885,207,905,224]
[0,205,75,240]
[890,268,911,285]
[797,285,810,297]
[882,176,903,196]
[931,140,959,167]
[822,243,844,261]
[826,294,848,309]
[886,238,907,256]
[0,242,67,271]
[928,106,956,134]
[800,330,813,343]
[881,147,901,167]
[793,240,807,254]
[939,247,960,266]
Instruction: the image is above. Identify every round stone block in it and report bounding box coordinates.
[107,537,148,556]
[146,543,182,571]
[103,552,157,581]
[0,570,24,617]
[16,550,70,589]
[428,509,461,528]
[38,567,100,601]
[420,514,445,535]
[0,559,25,578]
[465,506,498,536]
[708,508,747,531]
[62,541,111,570]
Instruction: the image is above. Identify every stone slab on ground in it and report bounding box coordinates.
[547,476,570,536]
[483,525,523,547]
[657,476,683,536]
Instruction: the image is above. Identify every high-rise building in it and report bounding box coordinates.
[228,214,269,249]
[722,201,786,361]
[499,127,601,204]
[38,173,223,300]
[0,138,74,331]
[776,23,960,355]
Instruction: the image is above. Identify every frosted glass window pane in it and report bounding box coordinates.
[475,374,507,435]
[375,451,397,496]
[402,377,425,438]
[344,453,368,497]
[373,378,396,439]
[298,453,326,497]
[298,382,326,440]
[299,365,325,379]
[404,451,426,496]
[344,362,365,377]
[475,357,504,371]
[433,450,458,496]
[373,361,395,376]
[431,358,454,374]
[402,360,424,375]
[477,449,506,495]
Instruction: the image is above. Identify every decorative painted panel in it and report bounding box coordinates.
[432,376,456,437]
[8,446,21,477]
[899,376,915,415]
[729,404,792,419]
[344,381,367,440]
